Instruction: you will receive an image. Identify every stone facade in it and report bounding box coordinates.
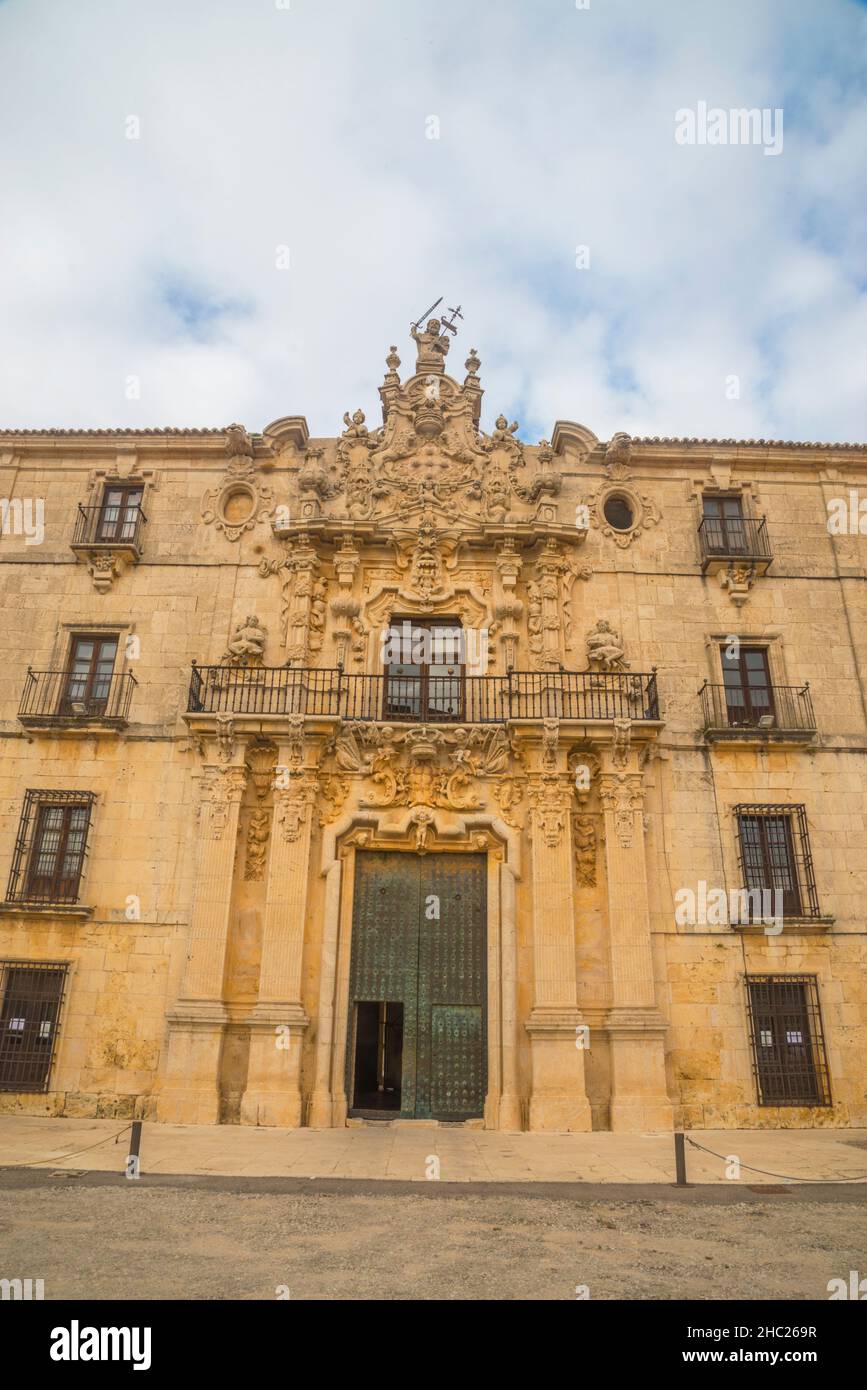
[0,326,865,1132]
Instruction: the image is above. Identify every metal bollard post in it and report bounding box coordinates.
[674,1130,688,1186]
[125,1120,142,1180]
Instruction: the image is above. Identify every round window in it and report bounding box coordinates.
[602,493,635,531]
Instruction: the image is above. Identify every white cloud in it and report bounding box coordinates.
[0,0,864,443]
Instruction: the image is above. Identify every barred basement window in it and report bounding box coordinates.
[0,961,68,1092]
[5,791,96,906]
[734,804,820,918]
[745,975,831,1106]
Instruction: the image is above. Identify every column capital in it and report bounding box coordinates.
[273,772,319,843]
[597,771,645,848]
[528,774,571,846]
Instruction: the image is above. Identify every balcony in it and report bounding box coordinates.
[187,665,661,725]
[71,502,147,556]
[699,682,816,742]
[70,502,147,591]
[18,668,137,729]
[698,515,773,573]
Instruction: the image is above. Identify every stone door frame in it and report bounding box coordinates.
[309,807,522,1131]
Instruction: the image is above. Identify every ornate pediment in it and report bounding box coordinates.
[320,721,521,816]
[296,331,578,533]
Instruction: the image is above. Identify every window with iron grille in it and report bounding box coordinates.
[5,791,96,906]
[745,975,831,1106]
[734,804,820,918]
[0,961,68,1092]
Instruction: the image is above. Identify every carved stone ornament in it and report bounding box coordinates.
[584,440,660,548]
[258,543,327,665]
[318,774,351,826]
[612,717,632,770]
[324,722,520,812]
[528,777,569,848]
[215,715,236,765]
[245,740,277,798]
[526,541,592,669]
[202,427,275,541]
[223,615,268,666]
[598,773,644,850]
[87,552,123,593]
[573,814,597,886]
[585,619,629,674]
[494,775,527,829]
[542,718,560,771]
[200,764,247,840]
[244,808,271,879]
[568,742,601,807]
[274,776,317,844]
[719,562,756,607]
[323,330,578,532]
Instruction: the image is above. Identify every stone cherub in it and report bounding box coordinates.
[224,615,267,666]
[585,619,629,673]
[488,414,520,446]
[342,409,369,439]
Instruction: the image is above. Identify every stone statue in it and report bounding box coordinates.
[410,318,450,374]
[527,581,544,655]
[586,619,628,673]
[224,615,267,666]
[490,415,520,444]
[309,578,328,647]
[605,433,633,478]
[225,422,253,461]
[342,409,369,439]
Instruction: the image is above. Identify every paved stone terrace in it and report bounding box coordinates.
[1,1116,866,1185]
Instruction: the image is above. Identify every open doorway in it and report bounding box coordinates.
[352,1001,404,1113]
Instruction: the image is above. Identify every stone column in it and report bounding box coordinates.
[525,774,592,1131]
[598,757,673,1131]
[494,539,523,673]
[535,540,568,672]
[240,763,317,1128]
[308,854,345,1127]
[157,758,248,1124]
[498,861,523,1131]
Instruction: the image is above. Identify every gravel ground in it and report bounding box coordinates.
[1,1182,863,1300]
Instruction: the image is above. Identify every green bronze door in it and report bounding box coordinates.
[347,852,487,1120]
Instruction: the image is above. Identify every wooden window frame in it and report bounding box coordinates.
[701,492,748,555]
[382,616,466,723]
[59,633,119,717]
[720,643,774,726]
[5,791,96,907]
[97,484,144,543]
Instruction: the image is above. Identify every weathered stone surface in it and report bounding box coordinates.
[0,328,865,1132]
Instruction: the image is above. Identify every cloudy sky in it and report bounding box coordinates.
[0,0,865,444]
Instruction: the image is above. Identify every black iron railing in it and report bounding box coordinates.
[187,665,660,723]
[698,514,772,563]
[72,502,147,549]
[699,682,815,734]
[18,669,137,724]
